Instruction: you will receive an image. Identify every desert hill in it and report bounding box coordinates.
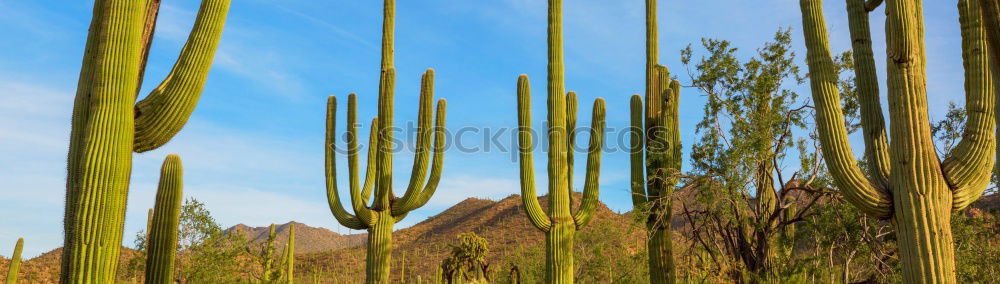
[228,221,366,254]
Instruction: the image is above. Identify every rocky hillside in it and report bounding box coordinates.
[227,221,366,253]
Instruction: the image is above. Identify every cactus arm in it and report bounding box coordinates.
[395,100,447,216]
[668,79,682,182]
[5,238,23,284]
[373,68,396,211]
[945,0,996,211]
[346,95,377,226]
[325,96,369,230]
[846,0,893,188]
[393,70,437,214]
[630,95,648,207]
[566,92,578,198]
[145,155,184,284]
[517,75,553,233]
[573,99,605,229]
[135,0,161,96]
[799,0,892,218]
[985,0,1000,56]
[865,0,884,11]
[133,0,230,152]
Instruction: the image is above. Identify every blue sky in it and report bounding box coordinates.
[0,0,969,258]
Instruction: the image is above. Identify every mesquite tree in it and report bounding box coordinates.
[323,0,446,283]
[799,0,997,282]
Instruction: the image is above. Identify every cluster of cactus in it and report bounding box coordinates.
[5,238,23,284]
[145,155,185,284]
[61,0,230,282]
[514,0,606,283]
[629,0,681,283]
[323,0,446,283]
[799,0,996,282]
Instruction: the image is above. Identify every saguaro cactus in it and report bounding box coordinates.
[5,238,23,284]
[515,1,606,283]
[630,0,680,282]
[323,0,446,283]
[62,0,229,282]
[284,223,295,284]
[799,0,996,282]
[145,155,184,284]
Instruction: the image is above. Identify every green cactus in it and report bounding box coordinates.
[284,223,295,284]
[262,224,278,282]
[5,238,23,284]
[630,0,680,283]
[323,1,446,283]
[144,155,184,284]
[62,0,229,282]
[515,1,606,283]
[799,0,996,282]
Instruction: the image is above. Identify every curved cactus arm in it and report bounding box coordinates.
[574,99,606,229]
[325,96,369,230]
[517,75,552,232]
[5,238,23,284]
[799,0,892,218]
[394,100,447,216]
[394,70,437,214]
[846,0,892,188]
[630,95,649,208]
[945,0,997,211]
[146,154,184,284]
[346,95,376,226]
[373,68,396,211]
[133,0,230,152]
[668,79,682,178]
[865,0,884,11]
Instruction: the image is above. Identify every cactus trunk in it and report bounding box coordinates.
[365,215,394,283]
[62,1,228,282]
[145,155,184,284]
[799,0,996,282]
[286,223,295,283]
[5,238,23,284]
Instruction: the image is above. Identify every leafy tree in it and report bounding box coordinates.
[679,28,832,282]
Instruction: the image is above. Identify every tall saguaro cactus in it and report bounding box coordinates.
[630,0,680,282]
[5,238,23,284]
[63,0,229,282]
[145,155,184,284]
[515,1,607,282]
[799,0,996,282]
[324,0,446,283]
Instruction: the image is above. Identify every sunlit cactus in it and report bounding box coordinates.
[323,0,446,283]
[62,0,229,282]
[514,1,607,283]
[284,224,295,283]
[5,238,23,284]
[799,0,996,281]
[629,0,681,282]
[145,155,184,284]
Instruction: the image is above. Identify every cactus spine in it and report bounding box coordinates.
[62,0,229,282]
[799,0,996,282]
[630,0,680,283]
[145,155,184,284]
[515,1,606,283]
[324,1,446,283]
[5,238,23,284]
